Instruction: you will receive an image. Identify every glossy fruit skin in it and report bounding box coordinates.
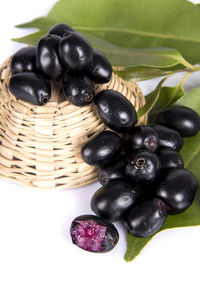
[155,106,200,137]
[36,34,64,80]
[70,215,119,253]
[152,124,183,151]
[10,46,36,74]
[62,71,94,106]
[98,155,126,185]
[124,198,168,237]
[9,72,51,106]
[156,148,184,170]
[59,32,94,70]
[91,180,140,222]
[81,131,122,167]
[129,126,159,152]
[155,168,198,214]
[125,151,161,182]
[88,50,112,84]
[94,90,137,133]
[48,23,74,37]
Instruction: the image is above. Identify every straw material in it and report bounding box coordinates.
[0,56,147,189]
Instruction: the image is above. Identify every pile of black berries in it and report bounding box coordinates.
[71,95,200,253]
[7,23,200,255]
[8,23,112,106]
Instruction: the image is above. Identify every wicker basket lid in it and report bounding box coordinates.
[0,57,147,189]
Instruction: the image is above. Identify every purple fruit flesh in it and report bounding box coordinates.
[70,215,119,253]
[71,219,106,252]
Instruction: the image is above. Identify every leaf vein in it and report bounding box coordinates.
[76,26,200,43]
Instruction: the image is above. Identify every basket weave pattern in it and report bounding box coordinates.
[0,57,147,189]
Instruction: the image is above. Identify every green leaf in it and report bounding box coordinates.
[148,84,185,118]
[13,30,48,45]
[115,67,172,81]
[176,87,200,112]
[125,95,200,262]
[137,77,167,119]
[124,235,153,261]
[13,30,187,69]
[14,0,200,65]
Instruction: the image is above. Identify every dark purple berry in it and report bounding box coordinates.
[98,155,126,185]
[59,32,94,70]
[91,180,140,222]
[154,106,200,137]
[124,198,168,237]
[152,124,183,151]
[88,50,112,84]
[9,72,51,106]
[129,125,159,152]
[36,34,64,80]
[10,46,36,74]
[156,148,184,170]
[155,168,198,214]
[81,131,123,167]
[125,151,161,182]
[94,90,137,133]
[48,23,74,37]
[62,71,94,106]
[70,215,119,253]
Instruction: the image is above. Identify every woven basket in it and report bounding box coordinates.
[0,57,147,189]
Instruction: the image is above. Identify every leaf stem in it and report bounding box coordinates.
[180,58,195,69]
[179,72,192,87]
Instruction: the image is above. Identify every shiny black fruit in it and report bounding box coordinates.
[88,50,112,84]
[10,46,36,74]
[155,169,198,214]
[36,34,64,80]
[152,124,183,151]
[125,151,161,182]
[124,198,168,237]
[98,155,126,185]
[129,126,159,152]
[9,72,51,106]
[62,71,94,106]
[48,23,74,37]
[155,106,200,137]
[59,32,94,70]
[91,180,140,222]
[70,215,119,253]
[157,148,184,170]
[81,131,122,166]
[94,90,137,133]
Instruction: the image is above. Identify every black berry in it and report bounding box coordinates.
[88,50,112,84]
[98,155,126,185]
[154,106,200,137]
[62,71,94,106]
[156,148,184,170]
[91,180,140,222]
[59,32,94,70]
[152,124,183,151]
[155,168,198,214]
[48,23,74,37]
[129,125,159,152]
[94,90,137,133]
[124,198,168,237]
[36,34,64,80]
[9,72,51,106]
[81,131,123,167]
[10,46,36,74]
[125,151,161,182]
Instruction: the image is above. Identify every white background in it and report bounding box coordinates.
[0,1,200,300]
